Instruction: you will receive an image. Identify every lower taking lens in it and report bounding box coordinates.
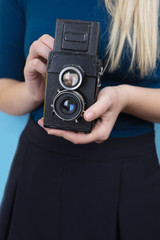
[53,90,85,121]
[62,99,76,113]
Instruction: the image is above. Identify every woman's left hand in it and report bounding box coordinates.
[38,85,128,144]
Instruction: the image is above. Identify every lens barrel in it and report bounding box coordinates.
[52,90,85,121]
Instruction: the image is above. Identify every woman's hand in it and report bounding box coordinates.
[24,34,54,104]
[0,34,55,115]
[38,85,129,144]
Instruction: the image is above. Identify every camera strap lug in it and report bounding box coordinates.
[99,66,104,76]
[97,66,103,88]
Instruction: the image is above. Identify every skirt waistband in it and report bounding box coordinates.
[23,116,157,160]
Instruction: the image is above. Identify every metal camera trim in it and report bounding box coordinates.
[52,90,85,121]
[59,66,83,90]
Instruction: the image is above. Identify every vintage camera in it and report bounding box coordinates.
[43,19,102,133]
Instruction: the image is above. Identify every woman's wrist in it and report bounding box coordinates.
[113,84,132,113]
[24,82,44,109]
[0,80,43,115]
[113,84,160,123]
[11,81,43,115]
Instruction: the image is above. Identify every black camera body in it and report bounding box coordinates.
[44,19,102,133]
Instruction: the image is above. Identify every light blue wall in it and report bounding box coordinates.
[0,112,160,204]
[0,112,29,204]
[155,123,160,158]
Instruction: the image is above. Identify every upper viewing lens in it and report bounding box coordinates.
[59,66,83,90]
[62,70,79,87]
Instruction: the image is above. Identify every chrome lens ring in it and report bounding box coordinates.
[59,66,83,90]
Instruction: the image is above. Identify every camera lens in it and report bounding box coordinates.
[59,66,83,90]
[62,71,79,88]
[53,90,85,121]
[61,99,76,114]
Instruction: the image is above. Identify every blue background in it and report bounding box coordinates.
[0,112,160,204]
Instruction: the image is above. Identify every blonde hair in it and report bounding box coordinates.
[104,0,160,76]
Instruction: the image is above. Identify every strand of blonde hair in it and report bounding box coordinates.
[104,0,159,76]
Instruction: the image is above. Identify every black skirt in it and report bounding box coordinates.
[0,117,160,240]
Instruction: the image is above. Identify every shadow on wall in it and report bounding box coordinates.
[0,112,160,204]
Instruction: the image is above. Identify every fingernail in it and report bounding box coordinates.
[86,112,94,121]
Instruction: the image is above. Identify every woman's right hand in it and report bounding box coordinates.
[24,34,54,104]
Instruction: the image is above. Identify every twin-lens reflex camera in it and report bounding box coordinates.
[43,19,102,133]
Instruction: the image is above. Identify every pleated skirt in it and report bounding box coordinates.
[0,117,160,240]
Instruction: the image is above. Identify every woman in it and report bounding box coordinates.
[0,0,160,239]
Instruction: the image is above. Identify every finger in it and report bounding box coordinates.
[38,118,67,136]
[48,120,109,144]
[24,58,47,78]
[38,34,54,50]
[83,120,110,142]
[95,140,104,144]
[38,118,43,126]
[38,118,74,139]
[61,120,110,144]
[47,129,93,144]
[84,94,112,122]
[38,118,111,144]
[38,118,93,144]
[28,39,52,62]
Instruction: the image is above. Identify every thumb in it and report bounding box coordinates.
[84,94,112,122]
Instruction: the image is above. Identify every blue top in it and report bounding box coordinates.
[0,0,160,137]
